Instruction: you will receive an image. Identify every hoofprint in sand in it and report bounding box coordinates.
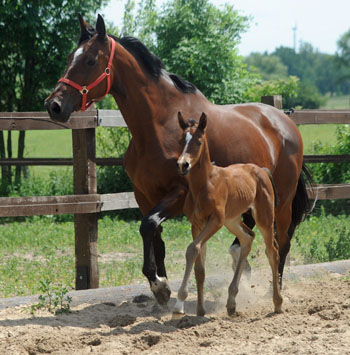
[0,264,349,355]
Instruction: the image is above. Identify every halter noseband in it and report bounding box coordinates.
[58,36,116,112]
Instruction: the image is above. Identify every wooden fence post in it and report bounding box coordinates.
[72,128,99,290]
[261,95,283,109]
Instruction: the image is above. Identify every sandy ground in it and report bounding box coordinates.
[0,270,349,355]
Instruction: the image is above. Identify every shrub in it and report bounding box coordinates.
[308,125,350,214]
[294,212,350,262]
[244,76,299,108]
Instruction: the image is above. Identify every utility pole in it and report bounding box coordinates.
[292,24,297,52]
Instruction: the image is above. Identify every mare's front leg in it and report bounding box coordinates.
[173,216,222,317]
[136,185,187,305]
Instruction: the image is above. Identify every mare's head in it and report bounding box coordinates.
[177,112,207,176]
[45,14,113,122]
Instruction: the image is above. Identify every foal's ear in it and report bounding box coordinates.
[198,112,207,132]
[178,112,188,130]
[96,14,107,42]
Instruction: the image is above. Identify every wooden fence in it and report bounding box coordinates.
[1,98,350,289]
[0,110,136,290]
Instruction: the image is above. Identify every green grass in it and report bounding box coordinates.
[1,213,349,299]
[321,95,350,109]
[298,124,338,154]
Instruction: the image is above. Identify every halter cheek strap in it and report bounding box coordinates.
[58,36,116,112]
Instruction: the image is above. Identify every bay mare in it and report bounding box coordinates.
[45,15,311,304]
[174,112,282,316]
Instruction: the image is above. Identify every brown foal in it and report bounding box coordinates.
[174,112,283,317]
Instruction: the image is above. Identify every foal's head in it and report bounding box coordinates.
[177,112,207,176]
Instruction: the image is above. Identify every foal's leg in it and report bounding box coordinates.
[225,220,255,316]
[173,216,222,316]
[191,224,207,316]
[229,212,254,277]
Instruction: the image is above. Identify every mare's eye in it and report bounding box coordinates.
[197,140,202,146]
[87,58,96,66]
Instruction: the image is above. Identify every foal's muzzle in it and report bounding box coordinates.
[177,161,190,176]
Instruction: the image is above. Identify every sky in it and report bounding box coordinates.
[101,0,350,56]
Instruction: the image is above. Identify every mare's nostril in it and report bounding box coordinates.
[51,101,61,114]
[183,162,189,170]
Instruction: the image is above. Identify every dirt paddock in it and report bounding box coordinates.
[0,263,350,354]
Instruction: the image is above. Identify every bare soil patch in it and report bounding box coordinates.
[0,272,349,354]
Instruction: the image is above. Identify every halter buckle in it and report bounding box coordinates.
[105,68,110,75]
[80,86,89,95]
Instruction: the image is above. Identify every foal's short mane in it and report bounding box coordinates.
[78,29,196,94]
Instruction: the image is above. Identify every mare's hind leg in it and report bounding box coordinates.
[275,201,293,288]
[136,185,187,305]
[258,225,283,313]
[173,216,222,317]
[225,219,255,316]
[229,212,254,278]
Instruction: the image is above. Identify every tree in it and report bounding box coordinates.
[335,29,350,92]
[0,0,107,190]
[337,29,350,65]
[245,52,288,81]
[153,0,254,104]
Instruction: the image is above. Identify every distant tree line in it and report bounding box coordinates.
[245,39,350,109]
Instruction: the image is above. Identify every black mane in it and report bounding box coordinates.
[78,31,196,94]
[116,36,164,78]
[113,36,197,94]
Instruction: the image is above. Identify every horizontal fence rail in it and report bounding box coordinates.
[0,109,125,130]
[2,155,350,166]
[0,157,123,166]
[289,110,350,124]
[0,192,137,217]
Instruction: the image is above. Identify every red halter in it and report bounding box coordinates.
[58,36,116,111]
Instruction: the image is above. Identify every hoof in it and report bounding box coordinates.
[196,307,206,317]
[172,311,185,320]
[226,306,236,316]
[274,307,283,314]
[151,276,171,305]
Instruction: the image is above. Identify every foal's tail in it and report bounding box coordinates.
[262,167,279,208]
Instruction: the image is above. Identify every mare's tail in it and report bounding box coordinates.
[288,163,314,238]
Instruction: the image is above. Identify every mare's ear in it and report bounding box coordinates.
[78,14,95,44]
[178,112,188,130]
[96,14,107,42]
[78,14,87,33]
[198,112,207,132]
